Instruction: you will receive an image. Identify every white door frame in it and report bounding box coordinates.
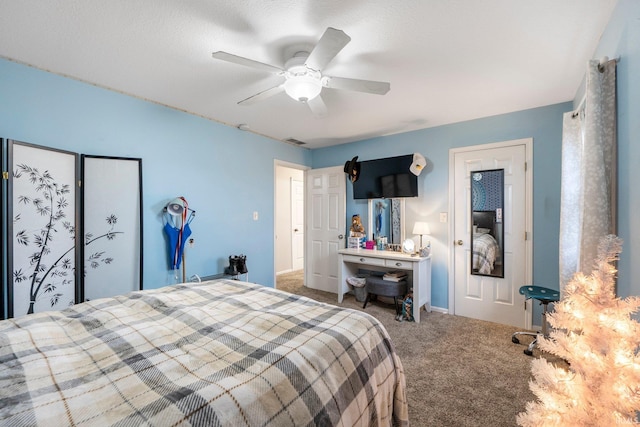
[447,138,534,328]
[274,160,309,288]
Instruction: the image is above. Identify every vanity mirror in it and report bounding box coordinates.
[368,198,405,247]
[470,169,504,277]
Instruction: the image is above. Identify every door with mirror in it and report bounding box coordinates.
[453,142,528,328]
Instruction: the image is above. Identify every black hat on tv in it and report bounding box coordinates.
[344,156,360,182]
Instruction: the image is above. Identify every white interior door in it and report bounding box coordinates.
[305,166,346,293]
[291,178,304,271]
[451,140,532,328]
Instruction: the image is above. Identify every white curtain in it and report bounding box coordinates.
[559,59,617,292]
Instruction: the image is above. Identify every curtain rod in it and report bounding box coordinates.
[597,56,619,72]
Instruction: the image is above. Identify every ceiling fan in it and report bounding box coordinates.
[212,27,390,117]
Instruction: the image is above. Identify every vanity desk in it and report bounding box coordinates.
[338,248,432,322]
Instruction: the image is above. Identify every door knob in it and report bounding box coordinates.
[294,228,299,232]
[456,240,463,245]
[338,234,344,240]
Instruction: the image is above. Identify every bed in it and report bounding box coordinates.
[0,280,408,426]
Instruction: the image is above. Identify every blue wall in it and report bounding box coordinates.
[311,103,570,311]
[0,59,312,293]
[590,0,640,300]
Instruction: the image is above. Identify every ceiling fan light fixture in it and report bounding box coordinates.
[284,74,322,102]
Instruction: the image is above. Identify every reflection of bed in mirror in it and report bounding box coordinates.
[472,211,502,275]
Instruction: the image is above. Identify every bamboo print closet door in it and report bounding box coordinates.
[8,141,80,317]
[82,156,142,301]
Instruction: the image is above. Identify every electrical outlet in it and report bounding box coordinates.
[440,212,448,223]
[188,238,194,247]
[253,211,259,221]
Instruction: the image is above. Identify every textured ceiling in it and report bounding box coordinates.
[0,0,617,149]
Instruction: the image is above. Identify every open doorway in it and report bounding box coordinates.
[274,161,306,291]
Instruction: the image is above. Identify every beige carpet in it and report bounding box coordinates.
[276,270,563,427]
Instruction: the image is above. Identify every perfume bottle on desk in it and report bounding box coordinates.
[376,236,387,250]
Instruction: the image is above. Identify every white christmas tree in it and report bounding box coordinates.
[517,235,640,426]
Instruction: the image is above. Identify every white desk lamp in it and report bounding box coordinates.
[412,221,431,256]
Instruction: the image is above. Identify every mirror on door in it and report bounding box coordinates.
[368,198,405,247]
[470,169,504,277]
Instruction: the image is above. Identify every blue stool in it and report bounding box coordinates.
[511,285,560,356]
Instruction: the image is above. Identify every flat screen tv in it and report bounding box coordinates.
[352,154,418,199]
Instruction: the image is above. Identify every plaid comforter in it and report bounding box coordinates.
[0,280,409,426]
[472,233,499,274]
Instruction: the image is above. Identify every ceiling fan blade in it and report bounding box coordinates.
[324,76,390,95]
[307,95,328,117]
[304,28,351,72]
[212,51,283,73]
[237,84,285,105]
